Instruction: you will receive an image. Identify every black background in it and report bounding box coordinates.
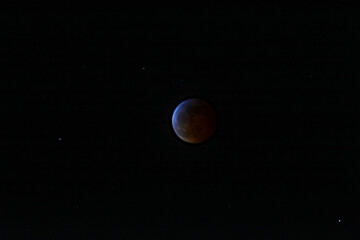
[1,3,359,239]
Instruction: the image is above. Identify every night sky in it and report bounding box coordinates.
[2,4,359,239]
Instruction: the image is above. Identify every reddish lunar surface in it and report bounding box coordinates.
[172,98,216,144]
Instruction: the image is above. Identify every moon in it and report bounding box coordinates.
[171,98,216,144]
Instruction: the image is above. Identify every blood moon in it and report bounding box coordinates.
[171,98,216,144]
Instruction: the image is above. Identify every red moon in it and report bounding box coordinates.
[171,98,216,144]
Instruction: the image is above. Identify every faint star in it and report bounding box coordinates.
[141,67,146,70]
[338,219,341,223]
[58,137,62,141]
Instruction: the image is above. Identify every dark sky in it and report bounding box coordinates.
[2,3,359,239]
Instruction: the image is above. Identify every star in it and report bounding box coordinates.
[338,219,342,223]
[58,137,62,141]
[141,67,146,70]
